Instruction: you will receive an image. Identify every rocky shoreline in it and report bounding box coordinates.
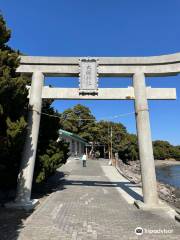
[116,159,180,209]
[155,159,180,166]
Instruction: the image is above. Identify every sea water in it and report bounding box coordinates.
[156,165,180,188]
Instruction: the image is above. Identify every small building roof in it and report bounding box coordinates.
[59,129,87,144]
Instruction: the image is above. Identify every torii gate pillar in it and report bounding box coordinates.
[133,72,158,208]
[15,71,44,208]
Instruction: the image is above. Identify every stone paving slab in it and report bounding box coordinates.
[18,159,180,240]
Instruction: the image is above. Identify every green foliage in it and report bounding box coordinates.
[0,14,69,190]
[60,104,180,162]
[0,14,28,189]
[153,140,180,160]
[0,15,11,47]
[60,105,139,161]
[118,134,139,162]
[95,120,128,158]
[34,100,69,183]
[36,140,69,183]
[60,104,98,142]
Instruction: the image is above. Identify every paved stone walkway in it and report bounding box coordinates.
[19,159,180,240]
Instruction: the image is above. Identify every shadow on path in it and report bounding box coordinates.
[32,170,66,199]
[0,170,67,240]
[0,207,31,240]
[63,179,143,201]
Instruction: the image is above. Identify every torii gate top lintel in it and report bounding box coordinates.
[17,53,178,100]
[18,52,180,77]
[19,52,180,65]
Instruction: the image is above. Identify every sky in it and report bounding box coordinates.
[1,0,180,145]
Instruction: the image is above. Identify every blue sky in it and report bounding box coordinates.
[1,0,180,145]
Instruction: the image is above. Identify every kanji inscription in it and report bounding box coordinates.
[79,58,98,94]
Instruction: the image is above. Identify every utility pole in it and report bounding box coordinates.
[103,145,106,158]
[110,126,113,160]
[108,124,110,160]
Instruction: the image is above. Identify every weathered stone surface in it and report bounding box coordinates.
[79,58,98,94]
[133,73,158,206]
[17,53,180,77]
[27,86,176,100]
[16,72,44,203]
[19,53,180,65]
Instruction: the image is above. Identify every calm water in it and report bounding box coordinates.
[156,165,180,189]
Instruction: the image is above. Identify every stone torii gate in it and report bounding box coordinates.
[14,53,178,210]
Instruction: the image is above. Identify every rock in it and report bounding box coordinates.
[116,159,179,206]
[159,187,170,196]
[174,189,180,198]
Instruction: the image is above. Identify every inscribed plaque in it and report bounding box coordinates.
[79,58,98,94]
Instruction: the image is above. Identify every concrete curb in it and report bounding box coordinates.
[102,164,179,223]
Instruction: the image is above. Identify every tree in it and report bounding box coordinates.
[60,104,100,154]
[60,104,98,141]
[118,134,139,163]
[153,140,180,160]
[0,14,69,191]
[60,105,139,161]
[95,121,128,158]
[0,14,29,189]
[36,139,69,183]
[34,100,69,183]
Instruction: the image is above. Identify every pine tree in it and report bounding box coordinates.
[60,104,98,142]
[0,14,29,189]
[0,14,69,191]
